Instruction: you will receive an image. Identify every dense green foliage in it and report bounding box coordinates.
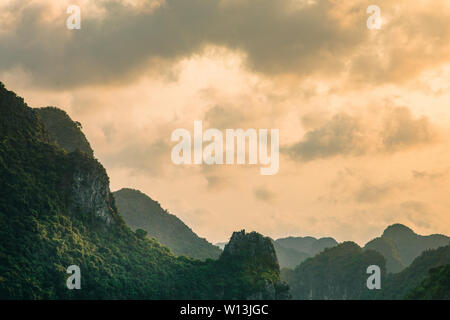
[282,242,386,300]
[0,83,286,299]
[113,188,221,261]
[376,244,450,299]
[1,82,447,300]
[35,107,94,157]
[406,264,450,299]
[219,231,290,299]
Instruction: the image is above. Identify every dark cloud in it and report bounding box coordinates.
[412,170,444,180]
[0,0,365,88]
[203,105,247,129]
[354,181,396,204]
[381,107,436,151]
[285,106,438,161]
[285,113,367,161]
[253,186,276,202]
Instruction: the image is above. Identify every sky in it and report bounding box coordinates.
[1,0,450,245]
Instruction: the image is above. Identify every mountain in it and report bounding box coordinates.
[0,82,286,299]
[35,107,94,156]
[364,237,405,273]
[219,230,290,299]
[364,224,450,273]
[274,236,338,269]
[218,236,338,269]
[406,263,450,299]
[272,240,311,269]
[113,188,221,260]
[377,244,450,299]
[275,236,338,257]
[36,104,220,261]
[282,242,386,300]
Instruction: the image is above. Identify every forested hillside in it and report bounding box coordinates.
[113,188,221,260]
[0,82,287,299]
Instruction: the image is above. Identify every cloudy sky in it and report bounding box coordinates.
[2,0,450,244]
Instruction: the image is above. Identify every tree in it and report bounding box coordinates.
[136,229,148,240]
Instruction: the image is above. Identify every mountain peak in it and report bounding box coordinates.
[222,230,279,270]
[35,106,94,156]
[382,224,415,237]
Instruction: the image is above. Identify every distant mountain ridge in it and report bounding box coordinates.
[282,242,386,300]
[364,223,450,273]
[275,236,338,256]
[113,188,221,260]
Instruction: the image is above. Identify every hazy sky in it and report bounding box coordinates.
[2,0,450,244]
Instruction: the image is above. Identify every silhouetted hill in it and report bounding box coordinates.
[113,188,221,260]
[275,236,338,257]
[273,236,338,268]
[35,107,94,156]
[282,242,386,300]
[272,241,311,269]
[364,223,450,272]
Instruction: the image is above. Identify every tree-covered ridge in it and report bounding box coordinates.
[377,244,450,299]
[34,105,219,261]
[282,242,386,300]
[0,82,286,299]
[219,230,290,299]
[35,107,94,157]
[113,188,221,261]
[406,264,450,299]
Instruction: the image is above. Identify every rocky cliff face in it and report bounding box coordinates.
[68,152,117,226]
[32,106,116,227]
[220,230,290,300]
[222,230,279,268]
